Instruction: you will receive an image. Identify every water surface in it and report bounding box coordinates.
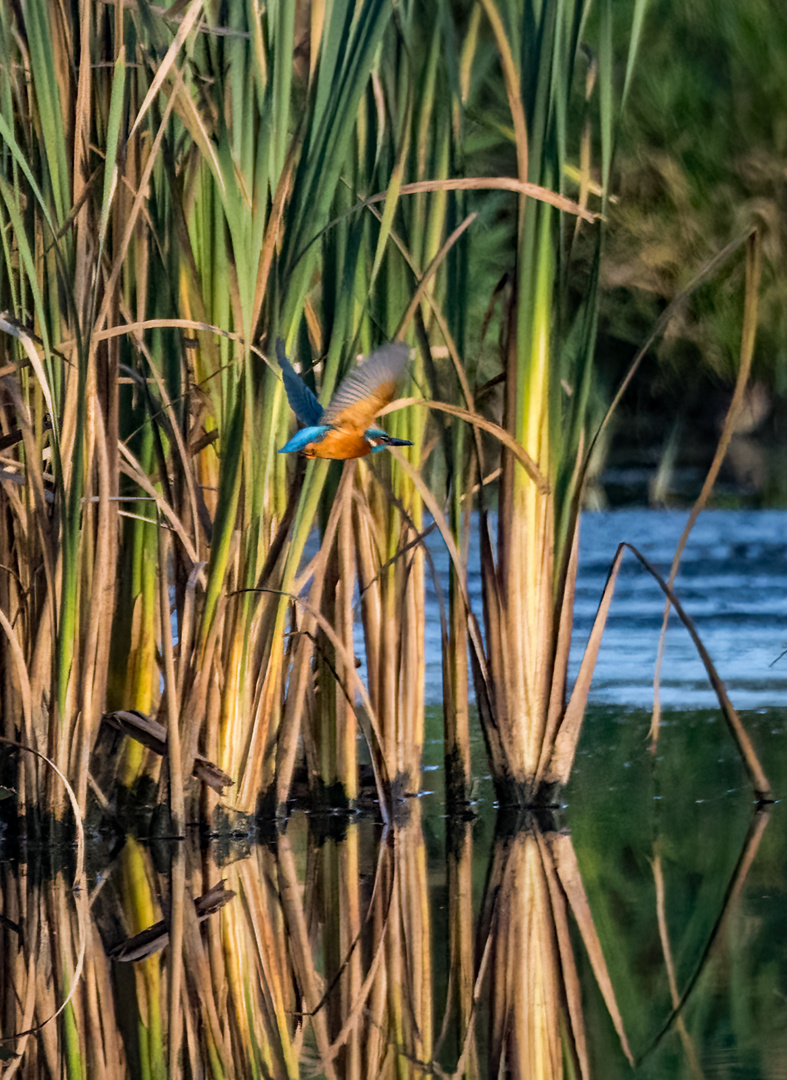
[417,508,787,710]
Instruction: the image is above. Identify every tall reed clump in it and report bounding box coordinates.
[445,0,649,806]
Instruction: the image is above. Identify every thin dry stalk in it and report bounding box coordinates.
[650,229,763,742]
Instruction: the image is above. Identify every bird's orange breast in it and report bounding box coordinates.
[303,429,372,460]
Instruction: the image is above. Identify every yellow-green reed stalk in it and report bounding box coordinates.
[467,0,648,804]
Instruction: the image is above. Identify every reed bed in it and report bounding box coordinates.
[0,0,431,819]
[1,0,772,831]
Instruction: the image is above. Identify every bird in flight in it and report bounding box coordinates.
[276,339,413,459]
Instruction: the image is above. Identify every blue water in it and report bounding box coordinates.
[414,508,787,711]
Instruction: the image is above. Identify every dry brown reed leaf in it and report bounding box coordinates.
[118,443,200,567]
[364,177,597,222]
[119,322,204,553]
[91,316,266,364]
[537,521,581,786]
[477,0,529,189]
[381,398,547,492]
[361,200,482,446]
[95,65,185,338]
[0,316,56,425]
[101,710,232,793]
[127,0,206,143]
[546,543,625,788]
[253,140,298,337]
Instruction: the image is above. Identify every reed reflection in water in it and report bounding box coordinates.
[0,772,774,1079]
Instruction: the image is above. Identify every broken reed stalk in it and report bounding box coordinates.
[545,542,772,801]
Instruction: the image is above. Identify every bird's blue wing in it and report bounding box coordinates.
[278,425,330,454]
[276,339,324,426]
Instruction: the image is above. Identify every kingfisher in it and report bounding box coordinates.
[276,339,413,459]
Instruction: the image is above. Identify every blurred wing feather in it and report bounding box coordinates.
[276,339,324,426]
[322,342,409,432]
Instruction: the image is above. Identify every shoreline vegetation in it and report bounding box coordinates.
[0,0,772,834]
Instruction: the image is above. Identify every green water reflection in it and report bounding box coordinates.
[567,707,785,1080]
[1,707,784,1078]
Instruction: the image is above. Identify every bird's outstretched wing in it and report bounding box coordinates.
[276,339,324,427]
[321,342,409,434]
